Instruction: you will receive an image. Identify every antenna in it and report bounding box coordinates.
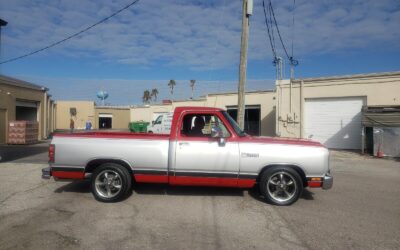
[96,90,109,106]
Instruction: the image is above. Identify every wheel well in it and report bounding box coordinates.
[85,159,133,175]
[257,164,308,187]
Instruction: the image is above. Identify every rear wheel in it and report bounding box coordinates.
[259,166,303,206]
[91,163,132,202]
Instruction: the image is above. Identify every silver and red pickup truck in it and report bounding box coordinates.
[42,106,332,206]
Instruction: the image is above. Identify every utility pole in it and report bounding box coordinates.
[237,0,252,130]
[0,18,8,72]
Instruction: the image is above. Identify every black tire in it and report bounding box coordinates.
[91,163,132,202]
[148,131,153,134]
[259,166,303,206]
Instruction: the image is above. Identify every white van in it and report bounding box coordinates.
[147,112,173,134]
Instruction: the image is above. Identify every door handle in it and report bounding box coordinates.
[179,142,189,146]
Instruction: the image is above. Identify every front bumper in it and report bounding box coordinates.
[42,167,51,179]
[322,173,333,190]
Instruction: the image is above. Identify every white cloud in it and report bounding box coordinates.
[0,0,399,69]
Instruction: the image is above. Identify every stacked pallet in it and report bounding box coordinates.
[8,121,39,144]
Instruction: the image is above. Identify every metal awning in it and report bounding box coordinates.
[362,106,400,127]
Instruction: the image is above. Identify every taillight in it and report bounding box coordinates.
[48,144,55,163]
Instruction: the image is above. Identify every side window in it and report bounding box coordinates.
[181,114,230,138]
[213,116,231,138]
[155,115,163,124]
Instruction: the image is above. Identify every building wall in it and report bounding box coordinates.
[276,72,400,138]
[0,83,47,143]
[55,101,95,130]
[95,107,130,129]
[130,100,206,123]
[130,91,276,136]
[205,92,276,136]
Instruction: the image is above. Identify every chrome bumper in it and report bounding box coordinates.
[322,174,333,190]
[42,167,51,179]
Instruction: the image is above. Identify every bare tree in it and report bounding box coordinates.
[168,79,176,96]
[151,88,159,102]
[142,90,151,104]
[190,79,196,99]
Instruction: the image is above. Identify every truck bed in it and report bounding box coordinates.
[51,132,170,178]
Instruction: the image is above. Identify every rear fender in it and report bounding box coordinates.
[85,158,133,175]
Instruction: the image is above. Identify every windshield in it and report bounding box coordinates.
[221,111,246,137]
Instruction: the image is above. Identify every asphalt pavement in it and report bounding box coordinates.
[0,150,399,249]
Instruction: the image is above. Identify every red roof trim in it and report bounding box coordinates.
[53,132,170,140]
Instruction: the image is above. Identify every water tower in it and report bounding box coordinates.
[96,90,109,106]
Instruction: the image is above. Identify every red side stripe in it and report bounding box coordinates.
[134,174,168,183]
[169,176,238,187]
[52,171,85,179]
[133,174,256,188]
[237,179,256,188]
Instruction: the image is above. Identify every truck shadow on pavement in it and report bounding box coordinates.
[54,180,245,197]
[247,187,315,204]
[54,180,315,202]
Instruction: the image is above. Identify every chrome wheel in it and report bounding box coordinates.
[94,170,123,199]
[266,171,297,203]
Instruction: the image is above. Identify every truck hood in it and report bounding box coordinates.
[240,135,324,147]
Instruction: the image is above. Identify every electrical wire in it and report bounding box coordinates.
[0,0,141,65]
[262,0,277,59]
[291,0,295,60]
[289,0,298,66]
[268,0,290,60]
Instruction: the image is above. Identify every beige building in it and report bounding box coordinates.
[131,90,276,136]
[131,71,400,150]
[55,101,95,130]
[0,75,55,144]
[50,71,400,150]
[4,71,398,150]
[54,101,130,130]
[276,71,400,149]
[95,106,130,130]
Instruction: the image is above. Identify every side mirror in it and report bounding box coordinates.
[218,137,226,147]
[152,121,155,125]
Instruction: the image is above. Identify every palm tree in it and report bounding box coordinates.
[142,90,151,104]
[168,79,176,96]
[190,79,196,99]
[151,88,159,102]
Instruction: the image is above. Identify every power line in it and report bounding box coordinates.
[291,0,295,59]
[0,0,141,65]
[262,0,276,59]
[289,0,298,67]
[268,0,290,60]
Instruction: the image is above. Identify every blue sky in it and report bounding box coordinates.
[0,0,399,105]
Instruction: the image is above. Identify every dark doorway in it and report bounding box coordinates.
[227,106,261,136]
[99,117,112,129]
[16,106,37,121]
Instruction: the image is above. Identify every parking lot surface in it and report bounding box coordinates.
[0,150,399,249]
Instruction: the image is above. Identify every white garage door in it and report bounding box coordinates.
[305,97,365,149]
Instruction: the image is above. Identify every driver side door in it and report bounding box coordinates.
[171,112,240,187]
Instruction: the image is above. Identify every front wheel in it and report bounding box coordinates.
[91,163,132,202]
[259,166,303,206]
